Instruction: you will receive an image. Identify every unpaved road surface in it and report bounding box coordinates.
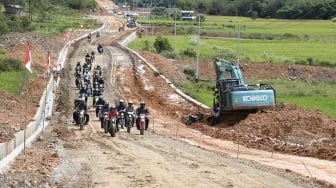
[0,0,336,187]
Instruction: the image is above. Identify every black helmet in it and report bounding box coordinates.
[140,101,145,107]
[77,62,80,65]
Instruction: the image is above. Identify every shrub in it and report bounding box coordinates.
[153,36,172,53]
[0,58,22,72]
[183,66,195,77]
[180,48,196,58]
[142,40,150,51]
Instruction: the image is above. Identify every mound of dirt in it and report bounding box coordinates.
[138,51,336,161]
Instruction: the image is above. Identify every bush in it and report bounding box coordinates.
[0,15,9,35]
[160,50,181,59]
[183,66,195,77]
[153,36,172,53]
[142,40,151,51]
[0,58,23,72]
[180,48,196,58]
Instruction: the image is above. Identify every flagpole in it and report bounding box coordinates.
[23,41,32,152]
[24,68,28,152]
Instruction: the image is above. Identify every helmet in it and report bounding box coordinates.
[119,99,124,104]
[77,62,80,65]
[99,95,103,99]
[140,101,145,107]
[104,102,109,107]
[128,100,133,105]
[110,105,116,110]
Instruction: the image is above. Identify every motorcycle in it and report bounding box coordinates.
[93,81,99,90]
[139,113,146,135]
[99,83,104,93]
[92,94,99,107]
[85,82,92,96]
[79,93,87,104]
[98,46,103,54]
[96,104,103,118]
[126,111,134,133]
[75,77,82,89]
[118,110,126,129]
[102,112,109,133]
[186,112,204,125]
[108,116,117,137]
[79,109,85,130]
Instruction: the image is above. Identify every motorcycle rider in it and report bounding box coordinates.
[108,105,119,119]
[97,43,103,54]
[126,100,135,127]
[136,101,149,130]
[116,99,126,127]
[82,62,88,74]
[90,51,95,62]
[95,95,105,117]
[79,86,88,103]
[94,65,102,76]
[85,52,91,64]
[101,102,110,128]
[73,97,89,125]
[98,76,104,87]
[75,62,81,72]
[87,33,92,43]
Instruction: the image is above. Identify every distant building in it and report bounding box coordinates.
[181,11,195,21]
[5,4,23,15]
[5,4,30,18]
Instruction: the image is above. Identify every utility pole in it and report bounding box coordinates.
[237,27,241,67]
[174,7,177,52]
[196,15,200,82]
[29,0,32,20]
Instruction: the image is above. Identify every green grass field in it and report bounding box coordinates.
[0,71,26,95]
[129,35,336,65]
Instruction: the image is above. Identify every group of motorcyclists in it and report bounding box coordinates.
[72,36,150,134]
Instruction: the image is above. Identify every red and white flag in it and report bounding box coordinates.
[47,51,51,73]
[24,43,32,73]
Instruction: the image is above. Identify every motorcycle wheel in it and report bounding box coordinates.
[110,123,116,137]
[140,128,144,135]
[104,120,108,133]
[127,127,131,133]
[79,117,84,130]
[120,119,124,129]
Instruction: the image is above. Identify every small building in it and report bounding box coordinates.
[181,11,195,21]
[5,4,23,15]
